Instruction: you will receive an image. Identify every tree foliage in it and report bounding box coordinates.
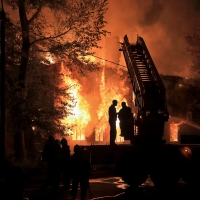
[186,28,200,80]
[7,62,75,139]
[3,0,109,160]
[185,28,200,125]
[5,0,109,82]
[162,75,200,124]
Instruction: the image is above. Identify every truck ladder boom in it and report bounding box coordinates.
[120,35,169,143]
[120,35,168,117]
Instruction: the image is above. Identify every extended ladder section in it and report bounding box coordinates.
[120,35,169,144]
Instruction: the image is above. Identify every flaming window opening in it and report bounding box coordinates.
[170,122,179,142]
[169,119,200,143]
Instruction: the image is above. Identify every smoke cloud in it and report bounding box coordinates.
[142,0,163,26]
[97,0,200,77]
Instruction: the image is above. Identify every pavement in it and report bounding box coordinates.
[2,161,200,199]
[23,166,118,200]
[23,170,200,200]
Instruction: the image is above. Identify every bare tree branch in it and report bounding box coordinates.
[30,27,72,46]
[28,5,43,25]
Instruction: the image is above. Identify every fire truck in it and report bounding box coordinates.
[82,35,200,187]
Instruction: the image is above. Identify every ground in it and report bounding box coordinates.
[23,166,200,200]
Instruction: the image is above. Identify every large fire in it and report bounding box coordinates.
[59,62,132,144]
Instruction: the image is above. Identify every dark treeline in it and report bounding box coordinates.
[161,75,200,124]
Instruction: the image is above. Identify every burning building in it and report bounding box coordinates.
[47,35,200,150]
[59,36,133,148]
[163,116,200,144]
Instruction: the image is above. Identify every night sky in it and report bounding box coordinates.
[97,0,200,77]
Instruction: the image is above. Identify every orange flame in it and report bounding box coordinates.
[60,67,91,140]
[170,123,179,142]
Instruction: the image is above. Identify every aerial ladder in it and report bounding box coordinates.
[85,35,200,187]
[119,35,169,144]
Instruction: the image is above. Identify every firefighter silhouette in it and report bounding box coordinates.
[108,100,118,145]
[61,138,71,191]
[50,139,63,196]
[41,134,55,190]
[70,144,90,200]
[118,102,133,137]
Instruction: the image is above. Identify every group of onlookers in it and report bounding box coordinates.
[42,135,90,200]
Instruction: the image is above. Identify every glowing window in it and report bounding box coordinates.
[170,123,179,142]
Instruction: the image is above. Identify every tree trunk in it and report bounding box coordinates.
[14,132,27,162]
[13,0,31,162]
[18,0,30,86]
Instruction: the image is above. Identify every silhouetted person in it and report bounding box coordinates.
[108,100,118,145]
[118,102,131,136]
[118,102,132,137]
[41,134,55,190]
[82,147,91,189]
[70,144,90,200]
[42,134,55,163]
[50,139,62,196]
[60,138,71,191]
